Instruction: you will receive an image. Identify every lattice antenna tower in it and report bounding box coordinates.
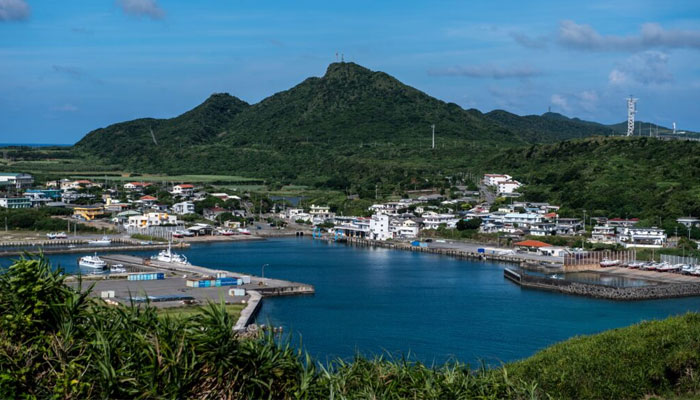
[626,96,637,137]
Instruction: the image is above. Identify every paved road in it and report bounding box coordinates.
[478,182,496,205]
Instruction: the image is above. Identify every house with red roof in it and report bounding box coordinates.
[172,184,195,196]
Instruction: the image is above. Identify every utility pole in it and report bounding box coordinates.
[431,124,435,149]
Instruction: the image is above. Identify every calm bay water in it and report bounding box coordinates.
[3,237,700,365]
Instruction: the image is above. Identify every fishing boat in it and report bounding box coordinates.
[237,228,251,235]
[88,236,112,245]
[600,258,620,268]
[220,229,236,236]
[627,261,645,269]
[151,242,190,265]
[46,232,67,239]
[78,254,107,269]
[109,264,126,273]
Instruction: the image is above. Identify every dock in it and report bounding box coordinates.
[0,239,189,257]
[70,254,314,332]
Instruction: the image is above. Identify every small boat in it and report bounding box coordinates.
[600,258,620,268]
[627,261,645,269]
[109,264,126,273]
[220,229,236,236]
[151,242,190,265]
[681,265,694,275]
[78,254,107,269]
[46,232,56,239]
[237,228,251,235]
[88,236,111,245]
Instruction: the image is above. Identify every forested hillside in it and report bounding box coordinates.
[491,137,700,222]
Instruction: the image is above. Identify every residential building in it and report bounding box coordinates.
[483,174,512,187]
[590,225,616,244]
[607,218,640,227]
[392,219,419,238]
[23,191,52,207]
[503,213,543,228]
[210,193,241,201]
[61,180,100,190]
[285,208,304,219]
[203,207,228,221]
[617,226,667,248]
[333,217,370,238]
[422,211,459,230]
[309,204,333,220]
[24,189,61,200]
[123,182,152,191]
[0,197,31,208]
[72,206,104,221]
[677,217,700,229]
[171,184,195,196]
[173,201,195,215]
[529,222,556,236]
[555,218,582,235]
[126,212,178,229]
[497,180,522,195]
[0,173,34,189]
[369,213,391,240]
[139,195,157,205]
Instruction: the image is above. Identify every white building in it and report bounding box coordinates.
[483,174,512,187]
[126,212,178,229]
[172,201,195,215]
[617,227,667,248]
[284,208,304,219]
[210,193,241,201]
[0,173,33,189]
[391,219,419,238]
[590,225,616,244]
[309,204,333,219]
[422,212,459,230]
[171,184,195,196]
[369,213,391,240]
[123,182,152,191]
[677,217,700,229]
[503,213,543,228]
[497,180,522,195]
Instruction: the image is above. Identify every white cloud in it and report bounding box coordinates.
[0,0,29,22]
[509,32,548,49]
[558,20,700,51]
[550,94,571,112]
[609,51,672,85]
[428,64,542,79]
[116,0,165,20]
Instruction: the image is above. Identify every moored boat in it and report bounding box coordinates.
[78,254,107,269]
[109,264,126,273]
[88,236,112,245]
[600,258,620,268]
[237,228,251,235]
[151,242,190,265]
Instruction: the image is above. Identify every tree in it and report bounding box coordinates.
[457,218,482,231]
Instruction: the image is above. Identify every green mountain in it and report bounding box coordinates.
[482,110,615,142]
[75,62,622,183]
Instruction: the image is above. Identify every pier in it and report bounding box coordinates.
[69,254,314,331]
[0,239,189,257]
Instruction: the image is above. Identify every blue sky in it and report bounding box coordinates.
[1,0,699,143]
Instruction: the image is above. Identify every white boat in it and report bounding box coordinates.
[681,265,694,275]
[151,242,190,265]
[238,228,251,235]
[220,229,236,236]
[46,232,67,239]
[88,236,112,245]
[600,258,620,268]
[627,261,645,269]
[78,254,107,269]
[109,264,126,273]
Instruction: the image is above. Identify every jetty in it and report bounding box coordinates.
[70,254,314,332]
[0,238,188,257]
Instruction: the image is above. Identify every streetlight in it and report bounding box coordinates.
[261,263,269,279]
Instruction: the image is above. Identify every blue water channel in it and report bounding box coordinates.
[2,237,700,366]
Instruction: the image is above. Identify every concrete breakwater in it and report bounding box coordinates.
[342,237,529,265]
[0,241,189,257]
[234,291,262,332]
[504,268,700,300]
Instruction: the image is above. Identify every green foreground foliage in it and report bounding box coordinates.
[1,256,700,399]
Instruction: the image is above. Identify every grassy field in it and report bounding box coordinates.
[71,174,262,183]
[157,303,245,319]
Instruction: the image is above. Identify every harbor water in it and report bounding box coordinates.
[2,237,700,365]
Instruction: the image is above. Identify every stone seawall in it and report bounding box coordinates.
[506,268,700,300]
